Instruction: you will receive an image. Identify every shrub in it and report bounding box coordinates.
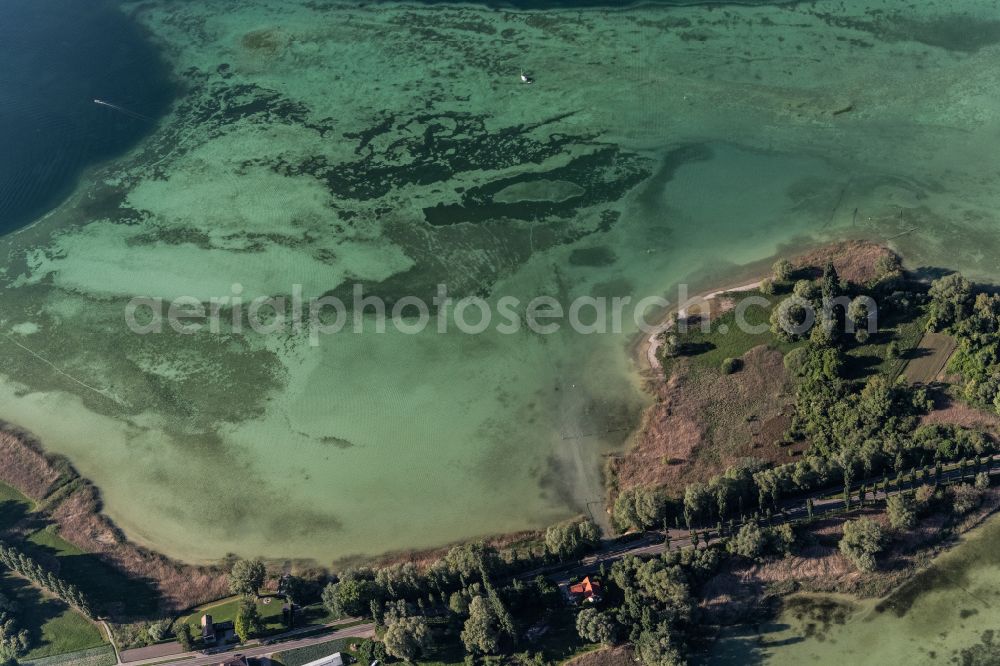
[914,484,936,509]
[886,493,916,530]
[767,523,797,557]
[951,483,983,515]
[721,357,743,374]
[727,522,765,560]
[773,259,793,282]
[839,518,883,572]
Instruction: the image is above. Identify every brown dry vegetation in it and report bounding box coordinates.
[788,240,896,285]
[0,427,62,499]
[0,425,227,615]
[921,394,1000,435]
[361,528,549,572]
[563,646,635,666]
[611,346,796,498]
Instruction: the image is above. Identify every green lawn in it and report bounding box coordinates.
[0,571,106,659]
[182,595,287,637]
[670,289,928,381]
[666,290,803,373]
[843,310,927,380]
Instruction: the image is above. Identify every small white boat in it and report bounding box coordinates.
[520,70,534,84]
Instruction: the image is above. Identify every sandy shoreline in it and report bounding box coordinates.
[635,278,765,374]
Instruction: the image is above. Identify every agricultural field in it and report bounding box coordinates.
[20,645,117,666]
[902,332,958,384]
[272,637,361,666]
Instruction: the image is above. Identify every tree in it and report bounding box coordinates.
[383,616,432,662]
[662,334,681,359]
[682,483,712,526]
[821,262,841,301]
[792,279,817,300]
[771,296,812,342]
[358,638,388,666]
[545,519,601,559]
[322,575,378,618]
[839,518,883,572]
[772,259,793,282]
[0,593,29,662]
[461,596,501,655]
[635,623,685,666]
[175,623,193,651]
[229,559,266,598]
[615,486,667,531]
[727,522,764,560]
[234,600,264,643]
[886,493,916,530]
[575,608,617,645]
[147,621,167,643]
[768,523,797,557]
[927,273,973,331]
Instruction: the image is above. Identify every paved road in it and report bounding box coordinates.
[543,454,1000,585]
[122,623,375,666]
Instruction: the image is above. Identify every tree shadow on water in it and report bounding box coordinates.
[694,622,798,665]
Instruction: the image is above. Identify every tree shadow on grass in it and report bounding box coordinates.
[842,353,883,381]
[23,535,162,619]
[901,345,933,361]
[0,499,35,535]
[0,571,69,654]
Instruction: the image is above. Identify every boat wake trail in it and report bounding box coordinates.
[93,98,153,122]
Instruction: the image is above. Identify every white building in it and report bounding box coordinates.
[300,652,345,666]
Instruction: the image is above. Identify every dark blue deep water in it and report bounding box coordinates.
[0,0,174,233]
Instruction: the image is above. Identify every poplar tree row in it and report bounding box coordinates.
[0,541,93,618]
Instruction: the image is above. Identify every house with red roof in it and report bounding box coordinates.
[568,576,602,604]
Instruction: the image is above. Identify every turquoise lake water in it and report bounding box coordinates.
[1,0,1000,574]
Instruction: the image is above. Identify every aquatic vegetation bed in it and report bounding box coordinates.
[3,0,1000,562]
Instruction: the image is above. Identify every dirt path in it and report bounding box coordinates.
[640,279,764,373]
